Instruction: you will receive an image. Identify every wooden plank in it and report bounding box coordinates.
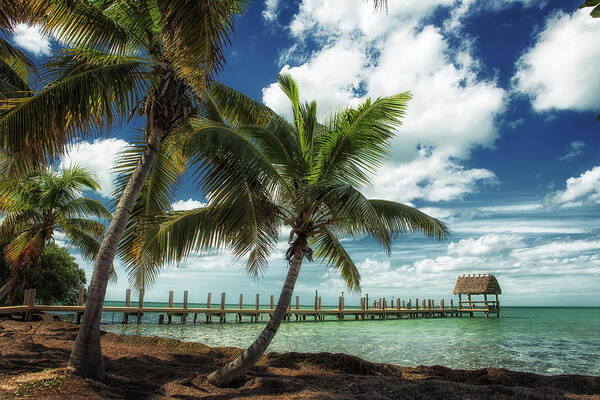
[138,289,145,309]
[125,289,131,307]
[78,287,85,306]
[28,289,36,307]
[23,289,30,307]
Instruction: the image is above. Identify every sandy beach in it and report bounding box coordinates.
[0,314,598,399]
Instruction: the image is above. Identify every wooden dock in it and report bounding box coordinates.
[0,287,500,323]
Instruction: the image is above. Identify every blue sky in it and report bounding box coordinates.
[9,0,600,306]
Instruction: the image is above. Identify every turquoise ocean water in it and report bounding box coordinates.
[89,303,599,376]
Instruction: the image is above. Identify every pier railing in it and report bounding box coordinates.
[0,288,500,323]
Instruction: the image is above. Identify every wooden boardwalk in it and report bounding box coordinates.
[0,288,500,324]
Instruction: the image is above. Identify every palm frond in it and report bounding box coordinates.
[311,227,361,291]
[307,182,391,253]
[157,0,247,90]
[61,224,102,260]
[312,92,411,187]
[60,197,112,220]
[24,0,138,53]
[114,131,187,289]
[204,82,274,126]
[0,56,147,166]
[368,200,449,240]
[149,207,226,265]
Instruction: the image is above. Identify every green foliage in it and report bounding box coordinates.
[579,0,600,17]
[146,75,449,292]
[0,244,86,305]
[0,0,247,174]
[0,165,110,303]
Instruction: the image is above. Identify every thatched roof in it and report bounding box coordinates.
[453,274,501,295]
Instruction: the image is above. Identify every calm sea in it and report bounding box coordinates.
[87,303,600,376]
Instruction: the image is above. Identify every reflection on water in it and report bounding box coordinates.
[97,306,600,376]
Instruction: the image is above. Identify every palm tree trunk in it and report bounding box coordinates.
[67,128,164,380]
[207,234,307,387]
[0,275,17,304]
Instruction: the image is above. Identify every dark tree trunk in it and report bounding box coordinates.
[0,275,17,304]
[67,128,164,380]
[207,234,307,387]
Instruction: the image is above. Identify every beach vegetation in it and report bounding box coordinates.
[0,243,86,305]
[149,74,449,386]
[0,165,110,304]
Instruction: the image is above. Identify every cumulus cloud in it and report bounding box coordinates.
[12,24,52,56]
[262,0,506,203]
[346,232,600,305]
[365,148,495,203]
[557,140,585,161]
[172,199,206,211]
[551,166,600,207]
[513,8,600,113]
[60,138,129,197]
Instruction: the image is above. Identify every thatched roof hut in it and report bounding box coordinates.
[453,274,501,295]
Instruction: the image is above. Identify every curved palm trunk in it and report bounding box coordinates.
[67,128,164,380]
[207,234,307,387]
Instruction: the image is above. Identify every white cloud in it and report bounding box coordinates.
[262,0,506,204]
[511,240,600,260]
[418,207,454,219]
[365,148,495,203]
[60,138,129,197]
[551,166,600,206]
[513,9,600,112]
[12,24,51,56]
[447,234,524,256]
[479,204,543,213]
[262,0,280,21]
[172,199,206,211]
[557,140,585,161]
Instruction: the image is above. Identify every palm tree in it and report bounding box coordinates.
[0,164,111,304]
[0,0,246,379]
[150,74,448,386]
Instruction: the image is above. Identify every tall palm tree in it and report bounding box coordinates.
[150,74,449,386]
[0,164,111,304]
[0,0,246,379]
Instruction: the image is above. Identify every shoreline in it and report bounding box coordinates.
[1,315,599,399]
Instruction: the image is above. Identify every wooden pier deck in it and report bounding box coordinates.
[0,288,500,323]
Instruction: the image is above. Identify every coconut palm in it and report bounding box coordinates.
[0,164,111,304]
[148,74,448,386]
[0,0,246,378]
